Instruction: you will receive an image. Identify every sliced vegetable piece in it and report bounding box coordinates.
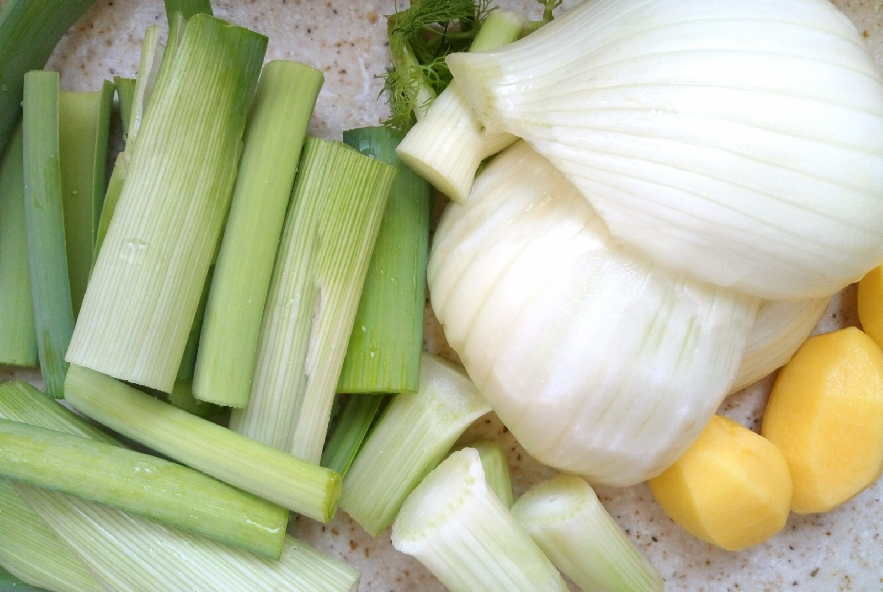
[59,82,114,317]
[340,354,491,536]
[167,379,222,419]
[320,394,385,478]
[0,419,289,559]
[761,327,883,513]
[336,126,432,394]
[0,124,37,367]
[113,76,136,138]
[193,60,323,407]
[457,440,514,508]
[650,415,792,551]
[0,0,98,155]
[859,265,883,349]
[64,364,341,522]
[66,15,268,392]
[513,474,663,592]
[392,448,568,592]
[22,70,74,399]
[229,136,396,463]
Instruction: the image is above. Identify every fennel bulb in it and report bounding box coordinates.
[447,0,883,300]
[428,141,759,486]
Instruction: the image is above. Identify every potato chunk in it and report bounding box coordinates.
[762,327,883,514]
[859,266,883,349]
[649,415,791,551]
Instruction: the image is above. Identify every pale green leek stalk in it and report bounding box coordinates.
[320,394,385,477]
[340,354,491,536]
[176,265,212,381]
[395,9,523,203]
[0,380,115,592]
[457,440,514,508]
[511,475,664,592]
[66,15,268,392]
[164,0,213,25]
[0,124,38,367]
[114,76,137,137]
[59,82,115,318]
[392,448,568,592]
[0,381,359,592]
[23,71,75,399]
[168,379,222,419]
[193,60,324,407]
[0,0,98,155]
[64,364,341,522]
[0,419,289,559]
[18,486,361,592]
[229,136,396,463]
[0,565,48,592]
[335,126,432,394]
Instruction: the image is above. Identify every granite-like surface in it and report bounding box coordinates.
[1,0,880,590]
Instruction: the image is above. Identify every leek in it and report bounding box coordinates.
[336,126,432,394]
[511,475,664,592]
[59,82,115,317]
[64,364,341,522]
[22,70,75,399]
[391,448,568,592]
[340,354,491,536]
[176,265,212,381]
[113,76,136,138]
[0,0,98,155]
[0,124,37,368]
[0,566,47,592]
[66,15,268,392]
[0,419,289,559]
[229,136,396,463]
[456,440,514,508]
[167,379,223,419]
[193,60,323,407]
[320,394,385,477]
[164,0,213,24]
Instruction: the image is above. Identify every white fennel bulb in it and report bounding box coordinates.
[428,142,759,486]
[447,0,883,300]
[730,296,830,393]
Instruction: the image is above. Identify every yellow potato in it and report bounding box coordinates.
[859,266,883,349]
[761,327,883,514]
[649,415,792,551]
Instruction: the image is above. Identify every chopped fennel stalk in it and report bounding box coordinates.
[22,70,75,399]
[64,364,341,522]
[0,381,358,592]
[340,354,491,536]
[0,124,37,368]
[59,82,115,318]
[320,394,386,478]
[66,15,268,392]
[0,380,113,592]
[512,475,664,592]
[229,136,396,463]
[193,60,324,408]
[0,0,98,155]
[336,126,432,394]
[392,448,568,592]
[0,419,289,559]
[455,440,514,508]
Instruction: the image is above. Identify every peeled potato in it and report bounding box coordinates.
[761,327,883,514]
[649,415,792,551]
[859,266,883,349]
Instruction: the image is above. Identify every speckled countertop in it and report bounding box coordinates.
[1,0,881,590]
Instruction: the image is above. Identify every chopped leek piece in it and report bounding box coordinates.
[193,60,323,407]
[113,76,136,138]
[511,475,664,592]
[0,419,289,559]
[126,24,163,147]
[164,0,213,24]
[91,153,126,263]
[167,379,223,419]
[340,354,491,536]
[66,15,268,392]
[0,124,37,367]
[22,70,74,399]
[456,440,514,508]
[320,394,385,477]
[392,448,568,592]
[0,564,50,592]
[336,126,432,394]
[19,485,361,592]
[229,136,396,462]
[64,364,341,522]
[176,265,213,381]
[0,0,98,155]
[59,82,115,317]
